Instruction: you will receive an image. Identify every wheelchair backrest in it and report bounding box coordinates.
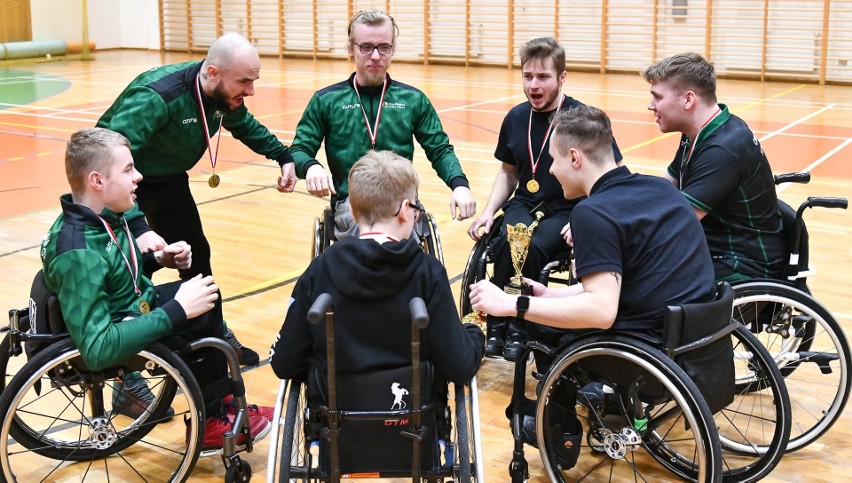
[778,199,810,278]
[308,363,445,474]
[663,282,737,413]
[25,270,68,357]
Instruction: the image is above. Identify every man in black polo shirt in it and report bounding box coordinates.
[469,105,715,467]
[643,52,785,281]
[469,104,714,338]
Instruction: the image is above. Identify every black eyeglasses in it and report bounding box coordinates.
[351,42,394,56]
[394,199,424,223]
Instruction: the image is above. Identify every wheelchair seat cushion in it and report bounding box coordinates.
[308,363,445,474]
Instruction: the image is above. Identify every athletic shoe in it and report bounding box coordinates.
[223,326,260,366]
[112,372,175,420]
[223,394,274,421]
[200,410,271,451]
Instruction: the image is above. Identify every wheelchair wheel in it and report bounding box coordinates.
[731,281,849,452]
[452,378,483,482]
[312,208,334,259]
[714,324,791,482]
[0,338,203,482]
[419,213,445,266]
[278,379,314,482]
[459,235,491,317]
[536,334,722,482]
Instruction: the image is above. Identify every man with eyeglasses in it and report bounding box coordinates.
[289,9,477,239]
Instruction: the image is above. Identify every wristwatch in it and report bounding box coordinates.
[516,295,530,321]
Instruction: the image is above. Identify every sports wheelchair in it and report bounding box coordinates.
[312,203,445,264]
[508,283,791,483]
[266,295,483,482]
[731,172,850,452]
[0,271,257,482]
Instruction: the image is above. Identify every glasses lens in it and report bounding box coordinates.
[377,44,393,55]
[358,43,373,55]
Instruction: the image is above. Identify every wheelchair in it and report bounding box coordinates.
[266,294,483,482]
[312,203,444,265]
[508,283,791,483]
[0,271,256,482]
[730,172,850,452]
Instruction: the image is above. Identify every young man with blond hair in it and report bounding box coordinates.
[271,149,483,387]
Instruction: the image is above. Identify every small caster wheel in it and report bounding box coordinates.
[225,459,252,482]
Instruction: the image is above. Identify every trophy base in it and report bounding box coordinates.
[504,283,533,296]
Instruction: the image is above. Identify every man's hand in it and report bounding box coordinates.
[305,164,336,197]
[276,163,297,193]
[155,241,192,270]
[451,186,476,221]
[467,211,494,241]
[174,274,219,319]
[469,280,515,318]
[136,231,166,254]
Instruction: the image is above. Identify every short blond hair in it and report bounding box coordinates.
[348,150,419,226]
[347,9,399,43]
[65,128,130,197]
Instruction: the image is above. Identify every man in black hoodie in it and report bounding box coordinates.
[270,149,484,385]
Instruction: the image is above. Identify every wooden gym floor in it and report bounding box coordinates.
[1,50,851,481]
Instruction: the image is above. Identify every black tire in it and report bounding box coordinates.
[280,379,310,482]
[420,213,445,266]
[732,281,849,452]
[0,339,202,482]
[454,383,472,482]
[537,334,723,483]
[459,236,490,317]
[715,325,791,482]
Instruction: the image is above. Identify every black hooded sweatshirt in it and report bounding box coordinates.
[270,236,484,386]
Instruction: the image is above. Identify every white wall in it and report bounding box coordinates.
[30,0,160,50]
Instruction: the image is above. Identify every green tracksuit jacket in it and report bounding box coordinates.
[97,61,292,178]
[290,73,469,199]
[40,195,186,371]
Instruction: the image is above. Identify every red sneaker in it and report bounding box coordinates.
[200,411,271,451]
[223,394,274,421]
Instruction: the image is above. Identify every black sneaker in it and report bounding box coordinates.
[112,372,175,420]
[223,327,260,366]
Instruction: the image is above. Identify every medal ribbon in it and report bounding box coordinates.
[98,215,140,296]
[195,72,224,175]
[353,77,388,148]
[679,106,722,187]
[527,93,565,178]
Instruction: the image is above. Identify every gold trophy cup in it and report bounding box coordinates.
[462,210,545,329]
[504,210,545,296]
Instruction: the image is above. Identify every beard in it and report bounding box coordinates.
[211,82,242,112]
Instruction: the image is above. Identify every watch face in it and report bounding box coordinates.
[517,295,530,310]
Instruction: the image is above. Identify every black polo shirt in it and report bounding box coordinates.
[571,166,715,330]
[495,95,622,213]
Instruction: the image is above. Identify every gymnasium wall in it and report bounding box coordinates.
[12,0,852,84]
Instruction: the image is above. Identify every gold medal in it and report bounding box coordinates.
[526,179,539,193]
[208,173,220,188]
[139,300,150,314]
